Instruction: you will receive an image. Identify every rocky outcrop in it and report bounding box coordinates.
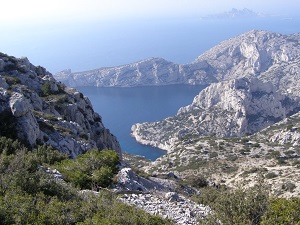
[54,30,300,99]
[115,168,209,224]
[255,111,300,147]
[131,77,299,151]
[119,192,209,224]
[0,53,121,157]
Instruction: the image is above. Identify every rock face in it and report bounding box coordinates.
[0,53,121,157]
[115,168,210,224]
[55,30,300,99]
[55,58,216,87]
[131,77,299,151]
[256,111,300,147]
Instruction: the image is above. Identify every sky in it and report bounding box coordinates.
[1,0,299,73]
[1,0,299,26]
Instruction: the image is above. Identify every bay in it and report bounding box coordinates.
[77,85,206,160]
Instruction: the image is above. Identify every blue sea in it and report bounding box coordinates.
[2,16,300,160]
[77,85,206,160]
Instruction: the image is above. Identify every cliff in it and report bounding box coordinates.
[55,30,300,100]
[0,53,121,157]
[131,77,299,151]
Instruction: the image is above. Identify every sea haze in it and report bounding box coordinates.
[77,85,206,160]
[1,16,300,73]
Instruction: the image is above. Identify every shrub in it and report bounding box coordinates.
[56,149,120,189]
[0,138,170,225]
[41,81,52,96]
[265,172,278,179]
[0,110,18,140]
[198,184,269,225]
[2,75,21,85]
[252,142,260,148]
[282,181,296,192]
[188,176,209,188]
[261,198,300,225]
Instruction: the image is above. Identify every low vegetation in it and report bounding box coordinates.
[192,183,300,225]
[0,137,170,225]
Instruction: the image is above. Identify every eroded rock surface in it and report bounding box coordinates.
[0,53,121,157]
[131,77,298,151]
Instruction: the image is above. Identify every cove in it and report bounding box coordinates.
[77,85,206,160]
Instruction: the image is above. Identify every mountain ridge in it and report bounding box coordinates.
[54,30,300,101]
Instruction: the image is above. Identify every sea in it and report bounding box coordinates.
[76,85,206,160]
[2,16,300,160]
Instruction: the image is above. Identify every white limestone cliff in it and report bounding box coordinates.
[131,78,298,151]
[54,30,300,100]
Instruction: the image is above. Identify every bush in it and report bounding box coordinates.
[282,181,296,192]
[261,198,300,225]
[41,81,52,96]
[0,139,170,225]
[265,172,278,179]
[2,75,21,85]
[56,149,120,189]
[34,144,68,165]
[187,176,209,188]
[197,184,269,225]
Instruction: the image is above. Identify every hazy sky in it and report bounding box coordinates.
[1,0,299,73]
[1,0,299,26]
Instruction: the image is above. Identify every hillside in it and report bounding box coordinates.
[55,30,300,98]
[129,111,300,199]
[2,36,300,223]
[131,77,299,151]
[0,53,121,157]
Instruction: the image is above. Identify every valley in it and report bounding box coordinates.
[1,28,300,224]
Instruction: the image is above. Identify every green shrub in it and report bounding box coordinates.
[41,81,52,96]
[34,144,68,165]
[261,198,300,225]
[56,149,120,189]
[187,176,209,188]
[198,184,269,225]
[2,75,21,85]
[0,139,169,224]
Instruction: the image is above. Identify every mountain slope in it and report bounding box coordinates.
[55,30,300,100]
[0,53,121,157]
[55,57,216,87]
[131,77,299,151]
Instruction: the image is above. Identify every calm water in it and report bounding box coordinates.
[77,85,206,160]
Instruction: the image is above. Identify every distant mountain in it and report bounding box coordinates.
[0,53,121,157]
[55,30,300,100]
[202,8,263,19]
